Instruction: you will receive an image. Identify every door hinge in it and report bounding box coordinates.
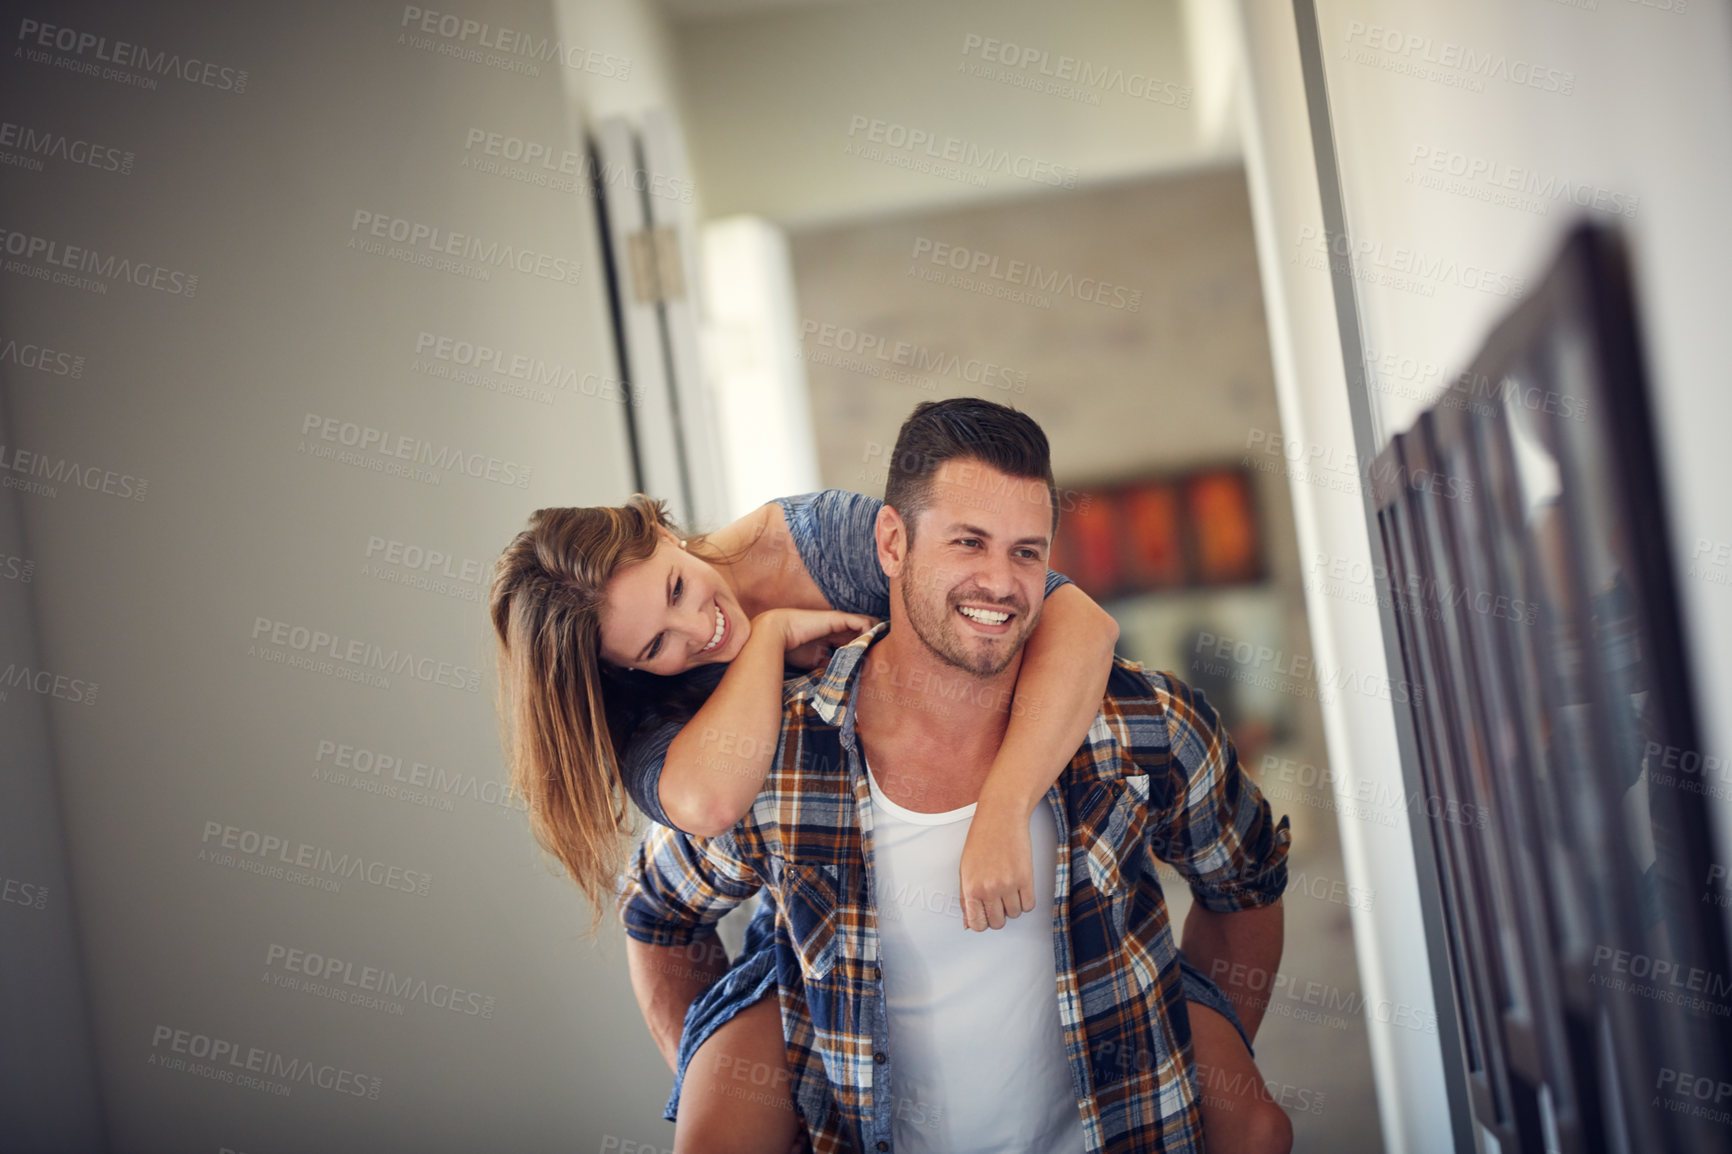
[625,227,685,304]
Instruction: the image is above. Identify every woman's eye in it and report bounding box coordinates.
[673,577,683,600]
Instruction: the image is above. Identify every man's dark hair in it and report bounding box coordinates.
[883,398,1058,543]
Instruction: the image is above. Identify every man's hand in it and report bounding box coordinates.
[958,797,1037,931]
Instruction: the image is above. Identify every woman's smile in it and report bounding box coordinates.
[698,601,729,654]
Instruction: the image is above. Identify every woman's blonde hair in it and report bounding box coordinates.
[488,494,727,922]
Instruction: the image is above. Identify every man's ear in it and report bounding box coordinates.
[875,504,907,579]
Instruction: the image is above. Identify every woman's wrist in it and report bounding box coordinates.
[975,764,1047,819]
[742,607,790,654]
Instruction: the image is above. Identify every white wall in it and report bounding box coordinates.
[1233,1,1732,1152]
[1231,6,1454,1152]
[0,397,105,1150]
[701,217,823,518]
[0,1,687,1149]
[669,0,1202,228]
[1308,0,1732,881]
[555,0,689,127]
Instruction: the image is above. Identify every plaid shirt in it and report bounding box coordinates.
[620,622,1291,1153]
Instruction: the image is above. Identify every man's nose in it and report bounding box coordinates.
[974,548,1020,599]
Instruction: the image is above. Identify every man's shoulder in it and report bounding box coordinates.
[765,670,850,780]
[777,631,876,729]
[1096,660,1226,753]
[779,666,839,723]
[1108,657,1221,704]
[1098,656,1174,733]
[738,675,851,854]
[781,665,825,700]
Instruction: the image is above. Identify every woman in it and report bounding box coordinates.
[490,488,1286,1153]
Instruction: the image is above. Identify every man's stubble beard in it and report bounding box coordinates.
[897,552,1035,679]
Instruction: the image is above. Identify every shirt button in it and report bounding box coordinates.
[876,1143,889,1152]
[875,965,883,981]
[873,1051,887,1064]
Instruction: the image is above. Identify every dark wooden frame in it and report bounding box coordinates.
[1370,225,1732,1154]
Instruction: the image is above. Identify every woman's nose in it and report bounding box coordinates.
[687,596,713,641]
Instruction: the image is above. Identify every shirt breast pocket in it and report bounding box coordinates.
[1077,776,1150,904]
[775,859,840,984]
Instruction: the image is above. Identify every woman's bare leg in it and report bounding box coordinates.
[673,996,803,1154]
[1190,1001,1294,1154]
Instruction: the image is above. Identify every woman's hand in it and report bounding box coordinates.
[958,797,1038,931]
[760,608,878,671]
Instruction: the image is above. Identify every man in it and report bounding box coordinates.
[622,399,1293,1153]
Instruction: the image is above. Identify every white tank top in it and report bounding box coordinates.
[865,757,1086,1154]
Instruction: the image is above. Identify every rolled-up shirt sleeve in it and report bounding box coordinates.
[1149,671,1291,912]
[618,820,765,946]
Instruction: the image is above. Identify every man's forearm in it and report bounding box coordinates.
[1180,900,1284,1042]
[625,932,731,1071]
